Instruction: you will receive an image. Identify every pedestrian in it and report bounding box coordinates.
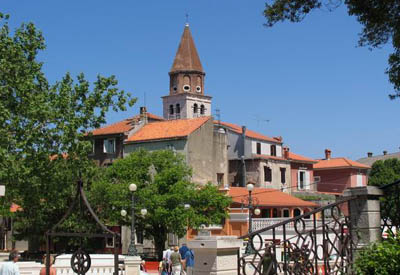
[169,246,183,275]
[158,258,169,275]
[183,249,194,275]
[39,255,56,275]
[0,250,20,275]
[162,246,173,274]
[178,243,188,259]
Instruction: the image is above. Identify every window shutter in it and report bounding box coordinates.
[305,171,310,190]
[297,171,301,190]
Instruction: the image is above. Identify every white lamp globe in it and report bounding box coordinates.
[184,204,191,210]
[141,208,148,216]
[247,183,254,192]
[120,209,127,217]
[254,208,261,216]
[129,183,137,192]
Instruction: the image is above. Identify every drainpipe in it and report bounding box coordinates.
[242,126,247,187]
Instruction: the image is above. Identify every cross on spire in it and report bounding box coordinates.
[185,13,189,27]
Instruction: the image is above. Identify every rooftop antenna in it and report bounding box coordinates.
[215,108,221,126]
[185,13,189,27]
[252,115,270,128]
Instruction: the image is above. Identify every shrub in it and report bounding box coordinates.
[354,234,400,275]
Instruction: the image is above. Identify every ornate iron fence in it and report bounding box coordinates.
[238,197,356,275]
[379,179,400,237]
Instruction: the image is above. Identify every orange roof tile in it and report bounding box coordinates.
[314,158,370,170]
[287,152,317,163]
[215,121,282,143]
[91,113,164,136]
[10,203,22,213]
[227,187,318,208]
[126,116,211,143]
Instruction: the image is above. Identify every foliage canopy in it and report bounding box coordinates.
[0,12,135,246]
[90,149,231,259]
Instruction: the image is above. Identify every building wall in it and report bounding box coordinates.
[290,163,315,192]
[124,139,187,156]
[228,159,291,191]
[187,118,225,185]
[162,93,211,120]
[90,135,124,166]
[251,140,282,157]
[226,131,252,159]
[315,168,368,193]
[212,128,229,187]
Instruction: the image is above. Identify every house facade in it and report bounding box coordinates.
[315,149,370,194]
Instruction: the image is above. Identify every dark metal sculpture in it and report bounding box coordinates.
[45,179,120,275]
[238,197,356,275]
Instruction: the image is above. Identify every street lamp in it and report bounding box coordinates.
[128,183,138,256]
[245,183,255,255]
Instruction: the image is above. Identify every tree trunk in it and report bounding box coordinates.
[153,227,167,261]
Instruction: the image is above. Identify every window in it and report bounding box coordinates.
[298,170,310,190]
[261,209,271,218]
[169,105,174,115]
[193,103,198,114]
[357,174,363,187]
[294,208,302,217]
[217,173,224,186]
[280,168,286,184]
[103,138,115,154]
[270,145,277,156]
[282,209,290,218]
[264,166,272,182]
[256,142,261,154]
[200,104,205,115]
[299,171,305,190]
[176,104,181,119]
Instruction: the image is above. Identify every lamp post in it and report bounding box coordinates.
[244,183,260,255]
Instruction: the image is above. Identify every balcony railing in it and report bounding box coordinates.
[252,218,331,232]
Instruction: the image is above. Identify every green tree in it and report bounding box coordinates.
[263,0,400,99]
[89,149,231,259]
[369,158,400,187]
[0,13,135,248]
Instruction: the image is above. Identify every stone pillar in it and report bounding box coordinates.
[188,236,243,275]
[343,186,383,251]
[124,256,141,275]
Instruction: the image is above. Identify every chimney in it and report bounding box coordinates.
[140,106,148,124]
[283,147,290,159]
[325,149,331,160]
[367,152,373,158]
[383,150,388,155]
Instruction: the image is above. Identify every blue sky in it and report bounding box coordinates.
[3,0,399,160]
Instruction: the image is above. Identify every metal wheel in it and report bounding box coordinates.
[71,249,91,274]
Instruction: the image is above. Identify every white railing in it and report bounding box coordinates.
[13,254,125,275]
[252,218,331,232]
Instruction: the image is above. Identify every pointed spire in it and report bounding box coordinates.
[170,25,203,73]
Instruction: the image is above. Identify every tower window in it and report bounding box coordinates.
[196,86,201,93]
[193,103,198,114]
[183,85,190,91]
[169,105,174,115]
[176,104,181,114]
[200,104,205,115]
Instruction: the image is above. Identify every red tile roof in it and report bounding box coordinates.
[314,158,370,170]
[126,116,211,143]
[215,121,282,143]
[91,113,164,136]
[287,152,317,163]
[227,187,318,208]
[10,203,22,213]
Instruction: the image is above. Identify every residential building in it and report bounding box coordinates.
[356,151,400,167]
[315,149,370,194]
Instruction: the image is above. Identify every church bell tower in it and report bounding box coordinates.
[162,24,212,120]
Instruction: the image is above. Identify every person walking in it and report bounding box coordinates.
[39,255,56,275]
[183,249,194,275]
[178,243,189,260]
[169,246,183,275]
[0,250,20,275]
